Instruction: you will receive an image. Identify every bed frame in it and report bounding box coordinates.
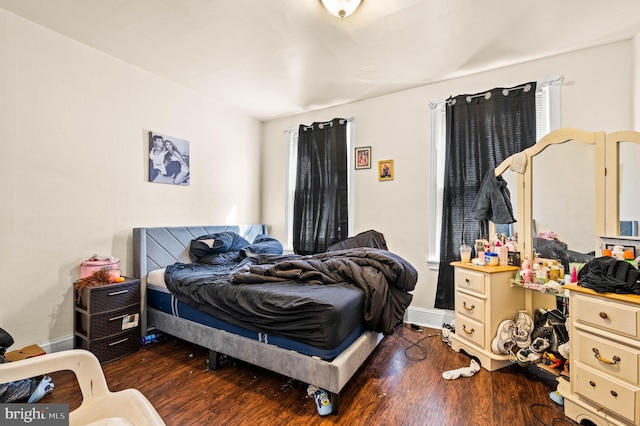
[132,225,384,413]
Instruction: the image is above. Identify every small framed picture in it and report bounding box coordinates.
[355,146,371,169]
[378,160,394,181]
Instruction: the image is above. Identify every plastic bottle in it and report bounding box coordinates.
[612,245,625,260]
[140,333,163,346]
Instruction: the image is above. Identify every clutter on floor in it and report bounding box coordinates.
[0,327,54,404]
[442,359,480,380]
[307,384,333,416]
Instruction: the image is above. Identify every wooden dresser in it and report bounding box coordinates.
[449,262,524,371]
[73,278,141,364]
[562,283,640,426]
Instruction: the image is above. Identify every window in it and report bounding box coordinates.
[428,76,562,267]
[285,120,355,251]
[285,130,299,251]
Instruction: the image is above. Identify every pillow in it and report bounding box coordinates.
[241,234,284,258]
[189,232,250,262]
[326,230,388,252]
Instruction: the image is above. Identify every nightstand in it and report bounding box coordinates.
[449,261,524,371]
[73,278,141,363]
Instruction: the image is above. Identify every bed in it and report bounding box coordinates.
[132,225,417,414]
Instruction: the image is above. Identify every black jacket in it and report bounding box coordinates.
[471,170,516,224]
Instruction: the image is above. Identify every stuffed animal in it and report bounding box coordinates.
[520,268,533,283]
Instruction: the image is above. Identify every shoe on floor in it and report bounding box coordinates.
[313,389,333,416]
[530,337,550,354]
[549,390,564,406]
[28,376,54,403]
[515,348,532,367]
[442,323,454,346]
[491,320,516,355]
[514,311,533,348]
[558,341,570,359]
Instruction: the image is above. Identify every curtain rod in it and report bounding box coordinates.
[284,116,355,134]
[428,75,564,109]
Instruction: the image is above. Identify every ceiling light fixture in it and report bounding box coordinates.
[320,0,362,18]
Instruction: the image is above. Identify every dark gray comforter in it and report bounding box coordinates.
[165,247,417,340]
[230,248,417,335]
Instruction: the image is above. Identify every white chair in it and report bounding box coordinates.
[0,349,165,426]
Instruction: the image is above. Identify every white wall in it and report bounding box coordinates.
[0,9,262,349]
[262,41,636,326]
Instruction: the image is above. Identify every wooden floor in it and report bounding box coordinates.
[42,326,576,425]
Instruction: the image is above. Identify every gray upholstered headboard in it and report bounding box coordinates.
[132,224,268,279]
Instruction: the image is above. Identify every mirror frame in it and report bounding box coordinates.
[519,128,606,261]
[605,130,640,237]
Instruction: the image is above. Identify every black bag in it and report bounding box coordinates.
[578,256,640,294]
[530,309,568,354]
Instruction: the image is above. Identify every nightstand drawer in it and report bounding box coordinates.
[455,316,485,347]
[74,328,140,364]
[574,292,640,340]
[574,329,640,385]
[574,363,639,423]
[455,292,485,323]
[76,306,140,339]
[76,279,140,313]
[455,268,485,295]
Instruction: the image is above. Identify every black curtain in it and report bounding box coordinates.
[293,118,349,254]
[434,83,537,310]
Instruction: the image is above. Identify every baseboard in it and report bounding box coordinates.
[39,334,74,354]
[404,306,454,330]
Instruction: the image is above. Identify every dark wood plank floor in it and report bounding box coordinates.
[41,326,576,425]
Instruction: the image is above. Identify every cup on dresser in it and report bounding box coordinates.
[460,244,472,263]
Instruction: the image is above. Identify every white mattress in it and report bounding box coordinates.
[147,268,167,289]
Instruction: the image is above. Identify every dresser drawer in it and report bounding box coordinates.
[76,279,141,313]
[574,363,640,423]
[455,316,485,348]
[574,292,640,340]
[455,292,485,323]
[74,328,140,364]
[573,329,640,386]
[455,268,485,295]
[76,306,140,339]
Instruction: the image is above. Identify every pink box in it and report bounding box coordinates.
[80,258,120,279]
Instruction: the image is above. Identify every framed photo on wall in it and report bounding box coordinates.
[378,160,394,181]
[148,131,190,186]
[355,146,371,169]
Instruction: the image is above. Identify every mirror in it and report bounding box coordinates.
[618,140,640,236]
[605,131,640,237]
[523,129,605,271]
[532,140,595,253]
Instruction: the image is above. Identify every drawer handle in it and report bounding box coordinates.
[592,348,621,366]
[108,338,128,346]
[610,390,618,398]
[108,290,129,296]
[589,380,596,387]
[109,314,129,322]
[598,312,608,319]
[463,301,475,311]
[465,278,470,284]
[463,325,474,335]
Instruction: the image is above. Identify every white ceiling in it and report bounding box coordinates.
[2,0,640,121]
